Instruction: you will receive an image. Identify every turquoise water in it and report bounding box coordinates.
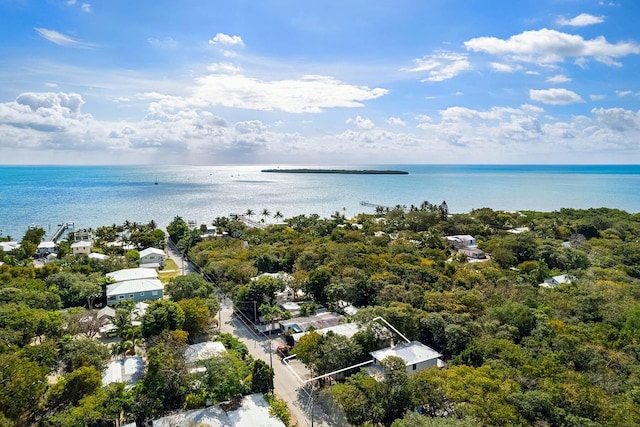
[1,164,639,239]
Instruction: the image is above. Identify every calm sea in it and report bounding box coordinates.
[1,164,639,240]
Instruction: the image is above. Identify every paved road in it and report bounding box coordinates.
[218,298,337,427]
[164,237,337,426]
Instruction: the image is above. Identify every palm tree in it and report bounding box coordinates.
[245,209,255,220]
[261,208,271,223]
[273,211,284,222]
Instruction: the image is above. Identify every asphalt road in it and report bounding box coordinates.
[218,298,336,427]
[164,238,338,426]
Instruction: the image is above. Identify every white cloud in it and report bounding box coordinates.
[386,117,406,126]
[346,115,375,129]
[192,68,388,113]
[45,83,58,88]
[530,88,584,105]
[2,91,640,164]
[589,94,607,101]
[546,74,571,83]
[67,0,76,4]
[465,28,640,66]
[148,37,179,49]
[616,90,638,97]
[592,108,640,131]
[34,28,93,48]
[81,3,91,13]
[556,13,605,27]
[209,33,245,47]
[406,52,471,82]
[490,62,520,73]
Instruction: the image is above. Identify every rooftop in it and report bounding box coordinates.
[107,267,158,282]
[106,278,163,297]
[102,356,144,389]
[184,341,227,364]
[370,340,442,366]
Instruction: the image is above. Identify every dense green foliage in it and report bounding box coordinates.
[186,205,640,426]
[2,206,640,425]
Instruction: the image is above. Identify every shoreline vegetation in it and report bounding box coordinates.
[261,168,409,174]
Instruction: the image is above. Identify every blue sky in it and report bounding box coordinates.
[1,0,639,165]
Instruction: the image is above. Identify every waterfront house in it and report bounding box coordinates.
[139,247,166,269]
[71,240,92,256]
[37,241,57,257]
[369,340,444,375]
[0,241,20,252]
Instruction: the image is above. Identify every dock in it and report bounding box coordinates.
[360,201,392,211]
[51,222,74,242]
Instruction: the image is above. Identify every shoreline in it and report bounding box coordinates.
[261,168,409,175]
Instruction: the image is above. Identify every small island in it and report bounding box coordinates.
[261,168,409,175]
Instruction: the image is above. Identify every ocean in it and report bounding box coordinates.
[1,164,639,240]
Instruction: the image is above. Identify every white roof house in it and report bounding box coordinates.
[152,394,286,427]
[37,241,57,256]
[370,341,444,375]
[445,235,476,249]
[88,252,109,261]
[102,356,145,389]
[291,322,361,345]
[107,267,158,282]
[0,241,20,252]
[139,247,166,268]
[184,341,227,364]
[540,274,573,288]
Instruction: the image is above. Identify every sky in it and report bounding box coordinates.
[1,0,639,165]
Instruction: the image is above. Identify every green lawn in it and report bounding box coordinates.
[158,258,180,282]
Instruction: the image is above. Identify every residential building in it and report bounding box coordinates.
[540,274,574,288]
[445,234,476,249]
[106,278,164,305]
[289,322,361,346]
[279,312,344,334]
[37,241,57,257]
[102,356,145,389]
[139,247,166,269]
[0,241,20,252]
[71,240,92,256]
[105,267,163,305]
[370,340,444,375]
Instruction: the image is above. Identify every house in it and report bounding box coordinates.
[540,274,573,288]
[139,247,166,269]
[289,322,361,346]
[102,356,145,389]
[74,229,94,242]
[184,341,226,364]
[458,246,487,260]
[88,252,109,261]
[445,235,476,249]
[106,267,163,305]
[107,267,158,282]
[0,241,20,252]
[71,240,92,256]
[37,241,57,257]
[369,340,444,375]
[151,394,286,427]
[106,278,164,305]
[279,312,344,334]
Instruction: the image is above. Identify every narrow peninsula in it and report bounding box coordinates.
[261,168,409,175]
